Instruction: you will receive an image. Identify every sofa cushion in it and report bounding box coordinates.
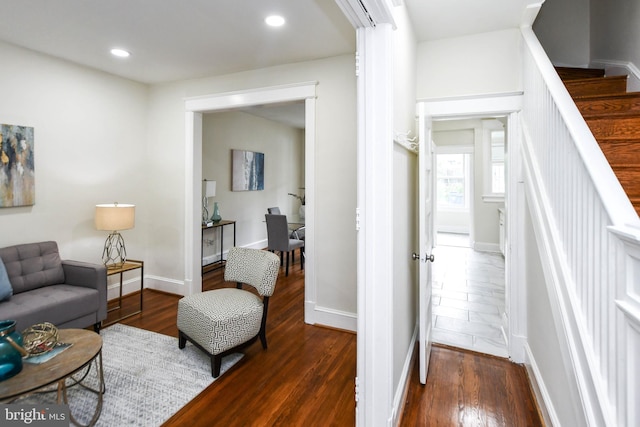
[0,284,100,332]
[0,257,12,301]
[0,241,64,294]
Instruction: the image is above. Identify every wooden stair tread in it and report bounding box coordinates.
[598,139,640,165]
[559,67,640,216]
[563,75,628,98]
[609,165,640,198]
[586,115,640,139]
[556,67,605,80]
[576,92,640,118]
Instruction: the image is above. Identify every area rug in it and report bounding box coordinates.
[16,323,243,426]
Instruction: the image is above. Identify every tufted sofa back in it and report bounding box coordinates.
[0,241,65,294]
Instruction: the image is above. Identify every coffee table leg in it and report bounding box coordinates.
[61,350,104,427]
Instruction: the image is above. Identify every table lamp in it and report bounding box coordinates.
[203,179,216,225]
[95,202,135,269]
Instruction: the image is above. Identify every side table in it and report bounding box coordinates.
[104,259,143,326]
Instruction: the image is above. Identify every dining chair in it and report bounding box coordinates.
[267,207,305,240]
[265,214,304,276]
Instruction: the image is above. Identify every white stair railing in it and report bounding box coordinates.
[521,25,640,426]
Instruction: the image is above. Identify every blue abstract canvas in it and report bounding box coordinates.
[232,150,264,191]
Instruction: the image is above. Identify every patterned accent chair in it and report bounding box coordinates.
[176,247,280,377]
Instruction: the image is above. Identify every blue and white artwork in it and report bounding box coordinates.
[0,124,34,207]
[232,149,264,191]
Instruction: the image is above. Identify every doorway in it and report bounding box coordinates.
[184,83,319,326]
[423,109,516,359]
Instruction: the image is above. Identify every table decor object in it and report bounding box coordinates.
[0,319,27,381]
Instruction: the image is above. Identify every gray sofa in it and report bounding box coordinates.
[0,241,107,332]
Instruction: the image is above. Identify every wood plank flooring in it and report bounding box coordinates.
[104,257,542,426]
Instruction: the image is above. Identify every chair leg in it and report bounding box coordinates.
[300,248,304,270]
[211,354,222,378]
[178,331,186,349]
[259,329,268,349]
[285,251,290,276]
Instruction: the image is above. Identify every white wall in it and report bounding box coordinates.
[391,4,419,415]
[146,54,357,316]
[0,40,357,321]
[591,0,640,68]
[0,41,149,265]
[591,0,640,89]
[416,29,522,100]
[202,111,304,256]
[533,0,590,67]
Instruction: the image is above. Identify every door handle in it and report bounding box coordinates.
[412,253,435,262]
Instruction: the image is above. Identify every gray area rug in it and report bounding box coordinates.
[16,323,243,426]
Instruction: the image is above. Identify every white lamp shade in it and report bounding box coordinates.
[95,203,135,231]
[205,180,216,198]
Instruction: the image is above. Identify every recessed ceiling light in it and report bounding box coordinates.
[265,15,285,27]
[110,48,131,58]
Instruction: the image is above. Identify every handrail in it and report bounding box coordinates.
[522,27,640,229]
[520,25,640,426]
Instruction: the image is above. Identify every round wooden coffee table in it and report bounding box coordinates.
[0,329,104,427]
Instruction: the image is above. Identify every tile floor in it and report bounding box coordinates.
[431,232,508,358]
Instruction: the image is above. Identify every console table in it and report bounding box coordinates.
[202,220,236,276]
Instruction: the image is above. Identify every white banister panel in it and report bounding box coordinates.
[521,26,640,426]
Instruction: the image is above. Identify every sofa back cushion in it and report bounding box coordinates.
[0,241,64,294]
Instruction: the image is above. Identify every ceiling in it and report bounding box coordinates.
[0,0,533,128]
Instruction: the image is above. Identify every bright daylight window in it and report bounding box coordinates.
[436,153,471,211]
[490,130,505,194]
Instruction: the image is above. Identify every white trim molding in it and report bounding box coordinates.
[184,82,319,331]
[590,59,640,92]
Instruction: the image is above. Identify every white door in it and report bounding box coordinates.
[417,106,435,384]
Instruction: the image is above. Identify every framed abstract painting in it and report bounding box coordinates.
[232,149,264,191]
[0,124,34,207]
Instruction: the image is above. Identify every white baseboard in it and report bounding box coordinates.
[436,225,469,234]
[144,275,185,296]
[473,241,501,253]
[524,343,559,427]
[591,59,640,92]
[305,301,357,332]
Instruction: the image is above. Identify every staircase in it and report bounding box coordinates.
[557,67,640,215]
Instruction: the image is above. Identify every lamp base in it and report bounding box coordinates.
[102,231,128,268]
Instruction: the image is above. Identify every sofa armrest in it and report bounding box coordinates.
[62,260,107,321]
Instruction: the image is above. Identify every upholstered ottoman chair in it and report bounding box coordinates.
[177,247,279,377]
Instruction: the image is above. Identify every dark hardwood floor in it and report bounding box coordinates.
[399,345,543,426]
[104,257,542,426]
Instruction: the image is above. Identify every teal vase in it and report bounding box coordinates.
[0,320,25,381]
[211,202,222,223]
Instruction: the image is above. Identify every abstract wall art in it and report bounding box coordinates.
[0,124,34,207]
[232,149,264,191]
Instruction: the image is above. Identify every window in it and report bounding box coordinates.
[491,130,505,194]
[436,153,471,211]
[482,123,506,203]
